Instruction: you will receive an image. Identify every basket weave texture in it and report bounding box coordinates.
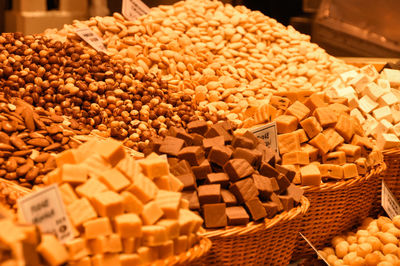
[200,196,309,265]
[382,148,400,201]
[154,236,212,266]
[292,163,386,259]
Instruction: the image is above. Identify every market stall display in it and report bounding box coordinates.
[0,0,399,264]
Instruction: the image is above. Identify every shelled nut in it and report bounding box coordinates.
[46,0,355,128]
[0,33,204,151]
[0,95,83,187]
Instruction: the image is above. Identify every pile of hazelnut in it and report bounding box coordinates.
[0,33,202,151]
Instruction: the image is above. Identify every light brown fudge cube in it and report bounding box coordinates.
[92,191,124,218]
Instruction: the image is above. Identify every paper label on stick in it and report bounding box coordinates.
[75,27,107,53]
[382,180,400,219]
[122,0,150,21]
[18,184,73,243]
[299,232,329,265]
[248,121,279,155]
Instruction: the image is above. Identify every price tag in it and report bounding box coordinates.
[299,232,329,265]
[122,0,150,21]
[18,184,73,243]
[75,28,107,53]
[248,121,279,155]
[382,180,400,219]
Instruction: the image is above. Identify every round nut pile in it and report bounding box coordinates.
[0,94,83,188]
[0,33,201,151]
[319,216,400,266]
[47,0,355,128]
[0,181,27,211]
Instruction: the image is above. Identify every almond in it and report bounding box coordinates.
[16,164,33,177]
[2,121,15,133]
[21,107,35,132]
[33,153,50,163]
[10,135,27,150]
[5,158,17,172]
[27,138,50,147]
[44,143,62,151]
[0,132,10,145]
[25,167,39,181]
[47,125,62,135]
[0,143,15,151]
[13,150,33,157]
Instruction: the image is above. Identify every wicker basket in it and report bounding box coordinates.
[292,163,385,259]
[382,148,400,201]
[153,236,212,266]
[200,196,309,265]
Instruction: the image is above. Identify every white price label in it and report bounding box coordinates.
[382,180,400,219]
[75,28,107,53]
[300,232,329,265]
[122,0,150,21]
[18,184,73,243]
[248,121,279,155]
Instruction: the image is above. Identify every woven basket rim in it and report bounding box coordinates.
[301,162,386,193]
[0,178,31,194]
[383,148,400,155]
[200,196,310,238]
[154,236,212,266]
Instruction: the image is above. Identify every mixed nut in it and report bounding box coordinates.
[47,0,355,128]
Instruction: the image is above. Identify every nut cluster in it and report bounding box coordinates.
[47,0,355,127]
[0,33,201,151]
[0,181,27,211]
[319,216,400,266]
[0,93,83,187]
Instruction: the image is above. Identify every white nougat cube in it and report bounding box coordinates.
[391,107,400,124]
[381,69,400,87]
[361,65,379,82]
[378,92,398,107]
[363,114,376,131]
[377,133,400,150]
[377,78,391,91]
[373,106,393,123]
[390,123,400,137]
[364,114,376,126]
[391,89,400,102]
[340,70,359,83]
[380,119,393,132]
[368,120,385,139]
[325,88,338,100]
[359,95,379,114]
[350,108,365,124]
[330,79,344,92]
[335,86,356,98]
[348,74,370,94]
[363,82,384,101]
